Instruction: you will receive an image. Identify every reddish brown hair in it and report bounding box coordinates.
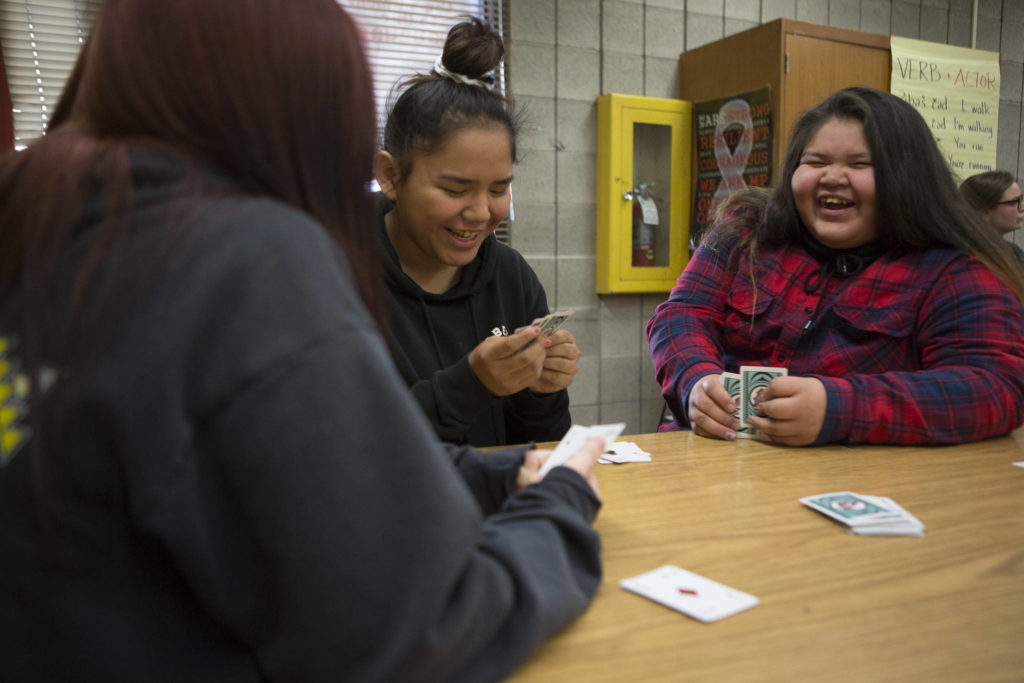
[0,0,381,532]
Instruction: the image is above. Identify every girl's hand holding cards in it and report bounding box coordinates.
[469,326,547,396]
[530,328,581,394]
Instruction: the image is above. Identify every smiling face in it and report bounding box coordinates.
[791,118,877,250]
[986,182,1024,235]
[377,124,513,293]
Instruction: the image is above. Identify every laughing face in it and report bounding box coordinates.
[791,118,877,250]
[378,124,513,293]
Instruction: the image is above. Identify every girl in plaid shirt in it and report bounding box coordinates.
[647,87,1024,446]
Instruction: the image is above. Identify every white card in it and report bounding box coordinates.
[620,565,759,623]
[539,422,626,477]
[597,441,651,464]
[1013,462,1024,469]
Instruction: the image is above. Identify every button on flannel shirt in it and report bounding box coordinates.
[646,240,1024,444]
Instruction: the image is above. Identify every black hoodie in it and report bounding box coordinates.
[378,195,571,446]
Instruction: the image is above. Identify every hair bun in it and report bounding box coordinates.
[439,16,502,86]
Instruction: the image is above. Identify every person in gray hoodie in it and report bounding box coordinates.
[0,2,604,681]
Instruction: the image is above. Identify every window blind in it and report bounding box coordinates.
[339,0,506,132]
[0,1,512,237]
[0,0,101,149]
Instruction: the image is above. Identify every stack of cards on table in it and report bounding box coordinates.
[598,441,651,464]
[800,491,925,537]
[620,565,759,623]
[538,422,626,477]
[721,365,787,439]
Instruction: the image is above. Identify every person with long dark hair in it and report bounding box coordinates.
[375,18,580,447]
[959,169,1024,265]
[0,2,604,680]
[647,87,1024,446]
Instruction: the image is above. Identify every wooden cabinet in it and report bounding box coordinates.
[679,18,891,182]
[596,94,692,294]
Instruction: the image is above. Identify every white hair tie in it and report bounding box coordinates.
[433,55,492,90]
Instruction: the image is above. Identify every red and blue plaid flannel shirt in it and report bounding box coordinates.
[646,240,1024,444]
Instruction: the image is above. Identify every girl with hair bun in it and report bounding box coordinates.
[647,87,1024,447]
[375,17,580,447]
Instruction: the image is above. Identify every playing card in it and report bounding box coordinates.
[530,309,574,337]
[721,371,756,438]
[620,565,759,623]
[800,491,924,536]
[800,492,903,527]
[851,495,925,536]
[539,422,626,477]
[598,441,651,464]
[739,365,787,428]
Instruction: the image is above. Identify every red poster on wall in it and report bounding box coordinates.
[690,87,772,248]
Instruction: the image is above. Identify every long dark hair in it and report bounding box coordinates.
[0,0,381,534]
[709,87,1024,303]
[382,16,521,183]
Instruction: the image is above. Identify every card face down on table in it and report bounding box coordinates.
[800,491,925,536]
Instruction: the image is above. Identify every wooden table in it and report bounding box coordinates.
[508,429,1024,682]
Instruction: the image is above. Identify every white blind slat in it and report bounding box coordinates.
[1,0,101,148]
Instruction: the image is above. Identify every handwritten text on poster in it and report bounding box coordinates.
[890,36,999,178]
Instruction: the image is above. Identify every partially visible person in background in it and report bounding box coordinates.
[0,2,605,681]
[375,17,579,447]
[959,170,1024,265]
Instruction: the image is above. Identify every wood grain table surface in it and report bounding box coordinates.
[507,429,1024,682]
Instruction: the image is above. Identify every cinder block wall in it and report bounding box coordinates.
[507,0,1024,435]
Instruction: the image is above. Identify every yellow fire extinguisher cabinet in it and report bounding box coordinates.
[596,93,692,294]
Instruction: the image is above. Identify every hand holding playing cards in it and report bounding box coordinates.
[469,326,546,396]
[516,448,550,490]
[746,376,826,446]
[688,373,740,440]
[514,436,603,498]
[529,329,581,394]
[560,436,604,498]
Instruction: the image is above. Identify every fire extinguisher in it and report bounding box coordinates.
[632,181,655,267]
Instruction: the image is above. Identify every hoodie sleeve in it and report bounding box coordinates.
[442,442,525,516]
[127,202,602,682]
[397,350,498,445]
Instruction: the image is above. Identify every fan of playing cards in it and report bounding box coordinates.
[800,491,925,537]
[723,365,787,439]
[528,309,573,337]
